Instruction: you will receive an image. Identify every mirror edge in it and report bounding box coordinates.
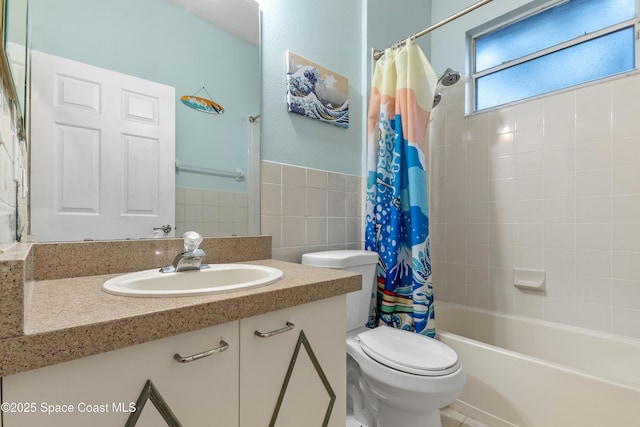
[0,0,26,141]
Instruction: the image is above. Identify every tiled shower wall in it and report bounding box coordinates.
[429,74,640,340]
[261,160,364,262]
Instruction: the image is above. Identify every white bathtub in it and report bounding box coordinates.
[435,302,640,427]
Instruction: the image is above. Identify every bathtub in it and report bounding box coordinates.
[435,302,640,427]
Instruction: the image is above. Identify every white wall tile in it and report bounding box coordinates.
[261,215,282,248]
[514,176,544,200]
[612,136,640,167]
[282,164,306,186]
[612,75,640,111]
[514,223,544,247]
[611,307,640,339]
[282,217,306,247]
[544,172,574,198]
[576,196,610,223]
[261,183,282,216]
[612,195,640,223]
[575,223,610,250]
[544,248,575,275]
[515,150,543,177]
[489,132,515,157]
[546,273,576,300]
[576,276,610,305]
[612,251,640,281]
[261,160,281,184]
[543,122,575,148]
[575,169,611,197]
[514,199,545,223]
[576,141,611,171]
[328,172,346,191]
[306,217,327,246]
[612,224,640,252]
[576,114,611,145]
[612,279,640,310]
[612,165,640,195]
[575,84,611,118]
[543,91,575,127]
[544,298,577,325]
[544,223,575,249]
[307,168,327,188]
[515,126,543,154]
[575,302,611,333]
[575,249,611,278]
[262,162,363,254]
[306,187,327,217]
[467,245,489,268]
[327,217,346,245]
[488,107,515,135]
[613,107,640,140]
[282,185,306,216]
[515,99,543,130]
[543,146,575,174]
[328,190,346,217]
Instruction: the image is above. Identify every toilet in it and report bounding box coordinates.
[301,250,465,427]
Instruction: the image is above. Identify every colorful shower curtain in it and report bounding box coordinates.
[365,42,438,337]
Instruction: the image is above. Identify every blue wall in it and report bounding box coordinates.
[29,0,259,192]
[259,0,363,175]
[260,0,432,177]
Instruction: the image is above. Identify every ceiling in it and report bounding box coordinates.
[170,0,260,45]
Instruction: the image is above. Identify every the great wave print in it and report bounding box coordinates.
[286,51,349,128]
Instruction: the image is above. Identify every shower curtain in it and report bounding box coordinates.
[365,41,438,337]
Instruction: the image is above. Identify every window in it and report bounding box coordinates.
[470,0,637,111]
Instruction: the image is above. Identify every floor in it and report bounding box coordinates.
[440,407,490,427]
[346,406,489,427]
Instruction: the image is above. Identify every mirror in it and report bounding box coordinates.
[1,0,27,141]
[2,0,27,120]
[26,0,260,242]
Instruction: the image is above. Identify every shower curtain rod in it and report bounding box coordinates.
[373,0,494,60]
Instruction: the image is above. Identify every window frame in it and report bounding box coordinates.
[467,0,640,113]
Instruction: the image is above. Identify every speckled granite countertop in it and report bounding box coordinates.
[0,237,360,376]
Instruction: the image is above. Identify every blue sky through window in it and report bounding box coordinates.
[476,0,635,72]
[473,0,636,111]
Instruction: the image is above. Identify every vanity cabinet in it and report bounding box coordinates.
[2,321,240,427]
[239,295,346,427]
[2,295,347,427]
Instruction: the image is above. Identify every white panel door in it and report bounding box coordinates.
[30,50,175,241]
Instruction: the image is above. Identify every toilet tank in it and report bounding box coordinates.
[301,250,378,332]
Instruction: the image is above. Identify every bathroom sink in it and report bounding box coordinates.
[102,264,283,297]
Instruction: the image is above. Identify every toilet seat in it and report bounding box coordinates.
[357,327,459,376]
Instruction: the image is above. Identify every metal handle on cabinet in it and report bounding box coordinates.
[173,340,229,363]
[254,322,295,338]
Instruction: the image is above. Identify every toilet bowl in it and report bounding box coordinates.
[301,250,465,427]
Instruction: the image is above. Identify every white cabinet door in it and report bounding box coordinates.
[30,50,176,242]
[239,296,346,427]
[2,321,238,427]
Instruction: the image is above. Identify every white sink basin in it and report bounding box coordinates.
[103,264,283,297]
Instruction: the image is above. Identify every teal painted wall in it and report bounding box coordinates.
[259,0,363,176]
[260,0,433,177]
[29,0,259,192]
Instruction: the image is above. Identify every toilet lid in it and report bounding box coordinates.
[357,327,459,376]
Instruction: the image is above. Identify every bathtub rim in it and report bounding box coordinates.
[435,301,640,392]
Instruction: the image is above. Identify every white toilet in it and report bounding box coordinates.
[301,250,465,427]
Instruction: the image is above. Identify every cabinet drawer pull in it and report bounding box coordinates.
[254,321,295,338]
[174,340,229,363]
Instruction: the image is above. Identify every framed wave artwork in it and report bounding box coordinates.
[286,51,349,128]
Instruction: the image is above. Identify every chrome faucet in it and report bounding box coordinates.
[160,231,210,273]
